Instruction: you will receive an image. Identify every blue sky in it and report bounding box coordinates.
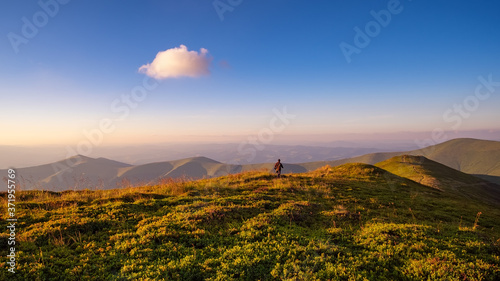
[1,0,500,146]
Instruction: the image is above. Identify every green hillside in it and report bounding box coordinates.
[304,138,500,185]
[375,155,500,205]
[411,138,500,176]
[1,165,499,280]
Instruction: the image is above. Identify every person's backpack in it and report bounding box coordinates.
[274,162,281,171]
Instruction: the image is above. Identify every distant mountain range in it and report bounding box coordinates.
[305,138,500,185]
[0,143,396,169]
[2,138,499,191]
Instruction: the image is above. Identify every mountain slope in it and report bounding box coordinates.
[3,138,499,191]
[410,138,500,176]
[375,155,500,205]
[2,156,248,191]
[2,166,499,280]
[0,143,391,169]
[303,138,500,184]
[10,155,131,190]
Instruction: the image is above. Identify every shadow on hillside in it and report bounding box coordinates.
[474,174,500,186]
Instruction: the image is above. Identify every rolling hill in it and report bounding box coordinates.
[2,138,499,191]
[1,165,499,280]
[3,156,243,191]
[0,143,391,169]
[375,155,500,205]
[7,155,132,190]
[303,138,500,184]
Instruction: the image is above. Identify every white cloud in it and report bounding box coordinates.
[139,45,211,79]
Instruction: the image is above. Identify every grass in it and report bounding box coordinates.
[376,155,500,206]
[1,163,499,280]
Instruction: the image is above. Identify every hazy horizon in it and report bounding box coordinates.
[2,131,500,169]
[3,2,500,276]
[1,1,499,165]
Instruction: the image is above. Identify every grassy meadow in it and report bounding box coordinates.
[1,163,499,280]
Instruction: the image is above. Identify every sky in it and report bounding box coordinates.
[1,0,500,150]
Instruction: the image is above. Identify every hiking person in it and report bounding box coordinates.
[274,159,283,178]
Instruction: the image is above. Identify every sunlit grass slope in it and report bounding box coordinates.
[376,155,500,205]
[1,164,499,280]
[302,138,500,185]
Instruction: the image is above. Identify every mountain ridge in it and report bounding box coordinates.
[3,162,499,279]
[301,138,500,184]
[2,138,499,191]
[375,155,500,205]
